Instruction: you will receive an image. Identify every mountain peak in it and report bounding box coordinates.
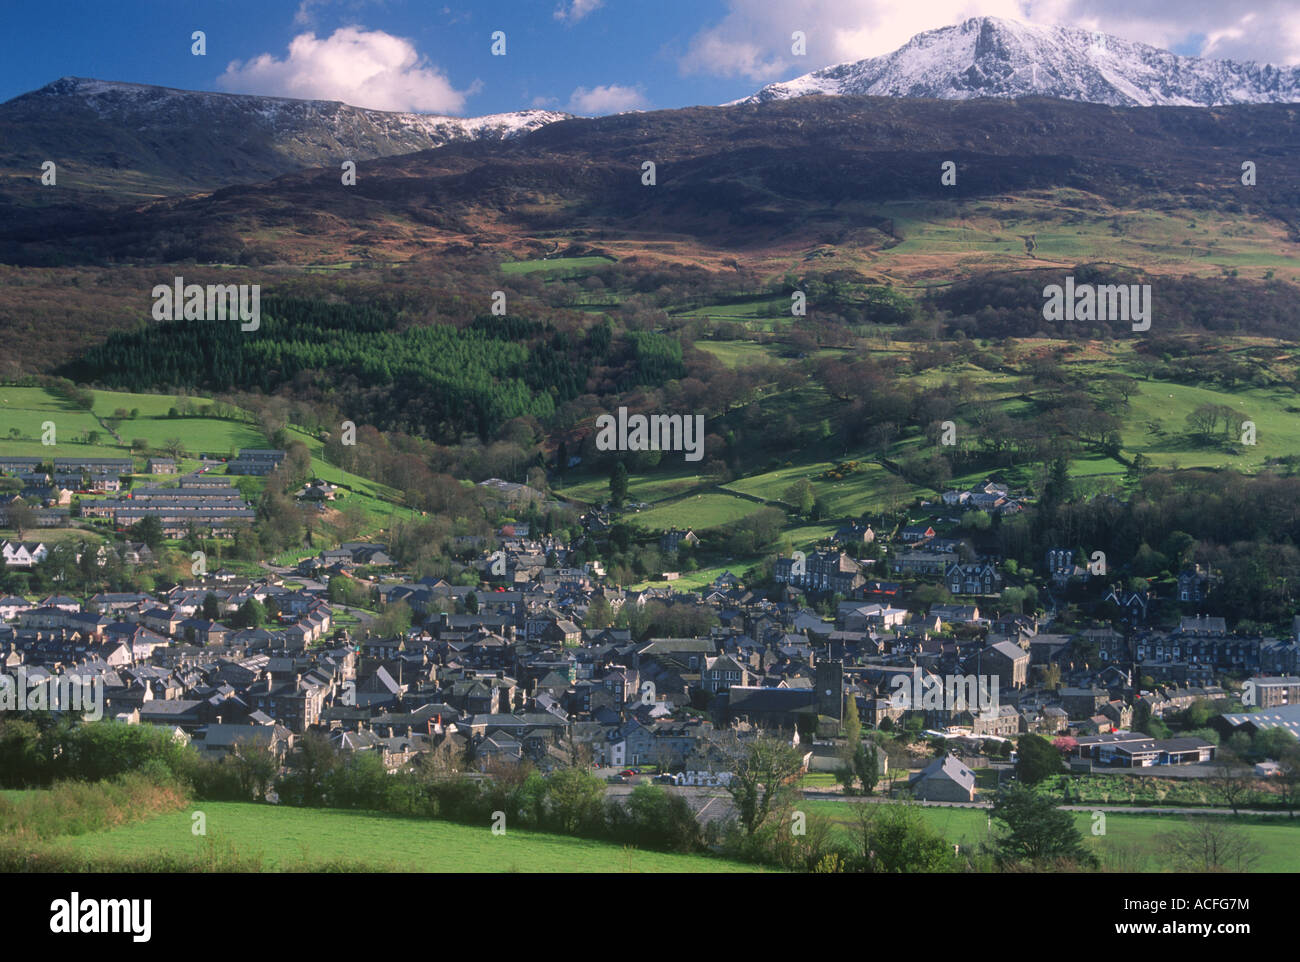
[734,17,1300,107]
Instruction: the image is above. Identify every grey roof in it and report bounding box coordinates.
[727,686,816,713]
[986,640,1026,661]
[909,753,975,790]
[1221,703,1300,736]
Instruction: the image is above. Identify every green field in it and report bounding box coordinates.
[1123,380,1300,471]
[627,564,745,592]
[696,340,848,368]
[500,255,617,275]
[120,416,266,454]
[626,491,764,531]
[805,800,1300,872]
[0,386,117,453]
[54,801,764,873]
[724,459,895,518]
[558,467,711,507]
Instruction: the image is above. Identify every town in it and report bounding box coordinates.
[2,447,1296,873]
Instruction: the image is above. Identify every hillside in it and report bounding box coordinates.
[3,95,1296,278]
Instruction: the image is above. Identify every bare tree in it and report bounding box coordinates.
[1160,818,1263,872]
[718,727,806,837]
[6,501,35,538]
[563,730,595,770]
[1276,745,1300,818]
[1207,750,1253,815]
[416,738,461,780]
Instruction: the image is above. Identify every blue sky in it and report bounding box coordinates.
[1,1,1294,115]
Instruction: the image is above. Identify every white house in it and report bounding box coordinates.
[1,540,48,567]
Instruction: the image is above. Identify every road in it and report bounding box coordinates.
[798,790,1294,817]
[597,777,1294,823]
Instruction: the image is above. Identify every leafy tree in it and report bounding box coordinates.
[618,783,702,853]
[374,600,413,639]
[1253,727,1298,762]
[129,514,165,551]
[327,574,370,608]
[201,592,221,621]
[852,801,957,873]
[545,766,607,834]
[234,598,267,629]
[585,594,614,629]
[609,462,629,508]
[836,694,862,793]
[226,736,278,800]
[783,478,816,516]
[1015,733,1065,786]
[990,783,1097,868]
[278,731,337,806]
[1041,456,1074,511]
[856,741,880,795]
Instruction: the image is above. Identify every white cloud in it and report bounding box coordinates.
[554,0,603,23]
[217,27,472,113]
[567,84,647,115]
[679,0,1300,82]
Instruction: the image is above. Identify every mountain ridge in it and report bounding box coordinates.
[5,94,1296,272]
[735,17,1300,108]
[0,76,572,203]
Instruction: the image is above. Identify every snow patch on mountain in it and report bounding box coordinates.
[733,17,1300,108]
[27,76,569,146]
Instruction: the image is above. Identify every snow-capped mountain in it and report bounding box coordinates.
[31,77,570,145]
[735,17,1300,108]
[0,77,571,201]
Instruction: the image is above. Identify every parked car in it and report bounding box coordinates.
[605,774,628,784]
